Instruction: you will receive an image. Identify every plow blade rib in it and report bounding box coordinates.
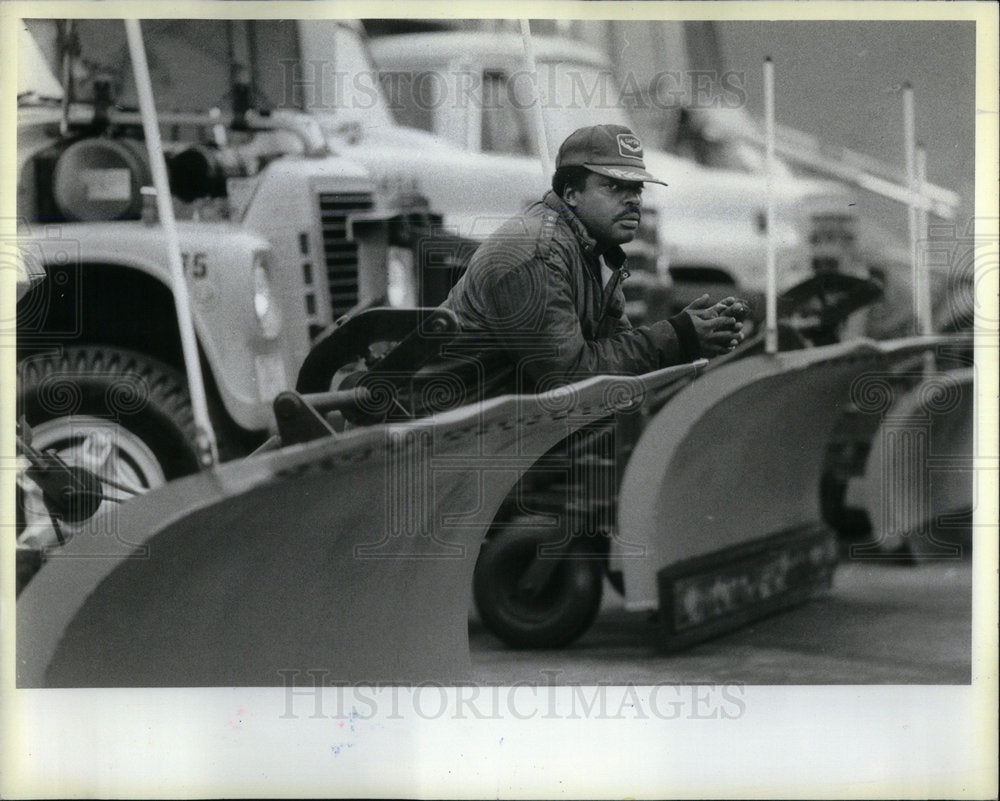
[18,363,698,687]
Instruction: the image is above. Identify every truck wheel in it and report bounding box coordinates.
[17,347,201,530]
[473,523,604,649]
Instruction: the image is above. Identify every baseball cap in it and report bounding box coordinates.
[555,124,667,186]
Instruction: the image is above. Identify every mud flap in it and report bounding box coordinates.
[845,366,974,557]
[618,338,948,648]
[17,362,700,687]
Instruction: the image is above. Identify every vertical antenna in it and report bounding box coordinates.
[764,57,778,354]
[125,19,218,467]
[916,143,936,372]
[902,82,923,338]
[916,143,934,334]
[520,19,553,180]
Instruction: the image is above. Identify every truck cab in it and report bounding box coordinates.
[260,21,670,323]
[369,31,865,317]
[15,19,444,558]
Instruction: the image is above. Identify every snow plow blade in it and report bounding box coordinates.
[17,362,700,687]
[846,365,974,557]
[618,336,950,650]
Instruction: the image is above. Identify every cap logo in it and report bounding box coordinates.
[617,133,643,159]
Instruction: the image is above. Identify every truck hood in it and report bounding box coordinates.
[640,149,855,219]
[328,121,547,239]
[334,120,853,236]
[326,119,457,152]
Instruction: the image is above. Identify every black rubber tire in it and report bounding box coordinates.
[18,346,201,480]
[473,523,604,649]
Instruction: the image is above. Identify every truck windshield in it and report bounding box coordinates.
[383,56,638,157]
[537,60,634,152]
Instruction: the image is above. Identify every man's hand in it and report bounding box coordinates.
[682,294,750,356]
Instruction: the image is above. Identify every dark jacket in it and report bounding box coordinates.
[426,191,700,404]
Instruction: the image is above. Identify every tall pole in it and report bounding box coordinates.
[902,82,923,338]
[59,20,74,137]
[519,19,553,181]
[763,57,778,355]
[125,19,218,467]
[916,144,933,336]
[916,143,936,373]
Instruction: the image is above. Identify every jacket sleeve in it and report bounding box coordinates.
[611,288,702,361]
[483,251,690,391]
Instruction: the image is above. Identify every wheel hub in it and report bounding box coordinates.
[17,415,165,550]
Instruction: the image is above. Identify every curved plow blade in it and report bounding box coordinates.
[18,363,699,687]
[618,337,952,649]
[847,365,974,557]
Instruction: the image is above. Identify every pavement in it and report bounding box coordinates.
[469,560,972,685]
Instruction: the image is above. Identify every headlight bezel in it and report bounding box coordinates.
[386,245,418,308]
[251,249,282,339]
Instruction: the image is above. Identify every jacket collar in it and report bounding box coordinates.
[542,191,627,269]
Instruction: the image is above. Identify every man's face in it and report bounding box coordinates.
[563,172,644,247]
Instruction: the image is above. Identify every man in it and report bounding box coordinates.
[433,123,745,403]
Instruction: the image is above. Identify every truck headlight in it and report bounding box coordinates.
[252,251,282,339]
[386,245,418,308]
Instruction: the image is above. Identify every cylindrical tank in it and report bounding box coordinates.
[52,137,151,220]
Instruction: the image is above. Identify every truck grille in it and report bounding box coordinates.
[318,192,374,319]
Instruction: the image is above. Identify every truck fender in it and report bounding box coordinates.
[18,225,285,433]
